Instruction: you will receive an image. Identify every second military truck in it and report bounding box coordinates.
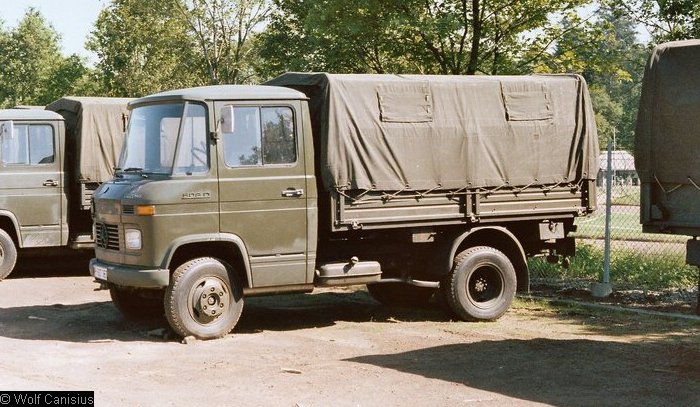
[0,97,131,280]
[635,40,700,314]
[90,73,599,339]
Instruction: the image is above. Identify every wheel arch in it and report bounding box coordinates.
[0,211,21,248]
[447,226,529,292]
[162,233,252,289]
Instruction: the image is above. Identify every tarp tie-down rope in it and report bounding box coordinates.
[654,174,683,194]
[416,183,443,198]
[337,181,585,206]
[687,176,700,192]
[515,179,538,194]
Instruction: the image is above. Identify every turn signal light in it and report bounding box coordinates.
[135,205,156,216]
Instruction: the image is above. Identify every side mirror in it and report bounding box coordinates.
[0,120,14,140]
[220,106,235,134]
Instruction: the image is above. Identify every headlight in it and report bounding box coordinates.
[124,228,142,250]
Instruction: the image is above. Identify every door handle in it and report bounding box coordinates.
[281,188,304,198]
[43,180,58,187]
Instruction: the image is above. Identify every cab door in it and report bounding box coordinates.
[215,101,308,287]
[0,121,63,247]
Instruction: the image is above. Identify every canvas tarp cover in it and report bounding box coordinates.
[46,97,132,183]
[635,40,700,186]
[265,73,598,192]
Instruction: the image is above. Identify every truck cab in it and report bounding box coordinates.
[90,86,319,336]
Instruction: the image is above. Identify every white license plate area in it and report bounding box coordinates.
[94,266,108,281]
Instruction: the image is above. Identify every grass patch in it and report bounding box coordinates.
[574,210,687,243]
[529,243,698,290]
[610,186,641,206]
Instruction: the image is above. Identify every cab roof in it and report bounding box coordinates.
[131,85,307,107]
[0,109,63,121]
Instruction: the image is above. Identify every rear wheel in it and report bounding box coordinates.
[0,229,17,281]
[165,257,243,340]
[443,246,516,321]
[110,287,164,320]
[367,282,436,307]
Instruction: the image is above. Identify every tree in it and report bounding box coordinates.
[535,6,646,150]
[605,0,700,42]
[0,9,89,107]
[87,0,202,97]
[89,0,271,95]
[257,0,592,79]
[178,0,271,84]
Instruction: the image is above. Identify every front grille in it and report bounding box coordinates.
[122,205,134,215]
[95,222,120,250]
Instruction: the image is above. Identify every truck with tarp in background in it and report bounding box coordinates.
[635,40,700,314]
[0,97,132,280]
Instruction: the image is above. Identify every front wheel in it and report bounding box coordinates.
[443,246,516,321]
[0,229,18,281]
[165,257,243,340]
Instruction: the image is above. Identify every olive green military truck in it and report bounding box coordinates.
[0,97,131,280]
[89,74,599,339]
[635,40,700,314]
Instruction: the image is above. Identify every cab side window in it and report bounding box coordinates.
[1,124,54,165]
[222,106,296,167]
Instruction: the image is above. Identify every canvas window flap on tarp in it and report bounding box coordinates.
[46,97,133,183]
[501,81,553,121]
[264,73,598,192]
[377,82,433,123]
[635,40,700,186]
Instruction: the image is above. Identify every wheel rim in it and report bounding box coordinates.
[188,276,230,325]
[466,264,504,309]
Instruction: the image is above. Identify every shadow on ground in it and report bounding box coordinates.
[346,338,700,407]
[0,289,451,342]
[1,283,698,349]
[9,251,93,279]
[235,290,451,334]
[0,301,167,343]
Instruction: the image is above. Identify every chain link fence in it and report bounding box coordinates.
[529,148,699,296]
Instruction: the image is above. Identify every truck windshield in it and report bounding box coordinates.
[119,102,208,175]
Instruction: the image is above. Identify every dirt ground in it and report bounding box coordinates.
[1,256,699,407]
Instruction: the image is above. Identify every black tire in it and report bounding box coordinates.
[0,229,18,281]
[110,287,164,320]
[367,282,436,307]
[443,246,516,321]
[165,257,243,340]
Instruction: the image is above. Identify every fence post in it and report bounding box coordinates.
[592,137,613,297]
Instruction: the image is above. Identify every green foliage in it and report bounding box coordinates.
[181,0,271,84]
[534,6,646,150]
[88,0,270,96]
[605,0,700,42]
[0,9,90,107]
[257,0,590,79]
[530,243,698,289]
[87,0,202,97]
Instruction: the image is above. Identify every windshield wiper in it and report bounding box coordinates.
[122,167,144,173]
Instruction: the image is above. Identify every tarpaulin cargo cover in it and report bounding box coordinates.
[635,40,700,185]
[635,40,700,232]
[46,97,133,183]
[265,73,599,192]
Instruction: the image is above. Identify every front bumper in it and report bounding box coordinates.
[90,258,170,289]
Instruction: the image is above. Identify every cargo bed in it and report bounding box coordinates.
[331,180,596,231]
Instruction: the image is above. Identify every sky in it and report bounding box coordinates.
[0,0,108,63]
